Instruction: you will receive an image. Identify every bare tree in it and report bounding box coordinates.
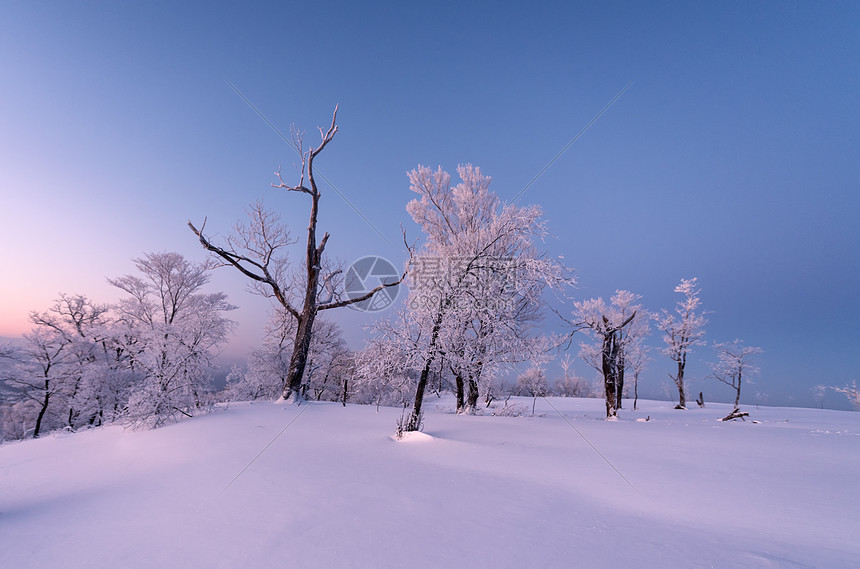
[656,278,707,409]
[189,108,407,402]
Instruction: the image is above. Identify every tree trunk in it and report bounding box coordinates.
[455,373,465,413]
[34,381,50,438]
[734,370,742,409]
[675,360,686,409]
[466,358,484,414]
[601,334,618,418]
[633,371,639,411]
[409,358,432,431]
[283,314,314,400]
[466,378,479,413]
[406,316,442,431]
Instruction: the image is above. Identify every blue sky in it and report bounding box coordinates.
[1,1,858,408]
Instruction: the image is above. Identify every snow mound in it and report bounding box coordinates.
[393,430,434,443]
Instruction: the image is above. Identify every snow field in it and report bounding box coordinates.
[1,397,858,568]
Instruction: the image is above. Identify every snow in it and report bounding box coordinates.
[393,430,434,443]
[1,397,858,568]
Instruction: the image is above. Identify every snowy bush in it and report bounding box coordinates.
[490,400,528,417]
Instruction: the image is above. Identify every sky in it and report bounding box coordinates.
[1,1,858,408]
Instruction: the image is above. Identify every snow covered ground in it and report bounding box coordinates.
[1,397,858,568]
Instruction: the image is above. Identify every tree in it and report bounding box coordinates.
[656,278,707,409]
[28,294,111,428]
[224,308,295,402]
[1,295,137,439]
[811,384,827,409]
[189,109,407,402]
[711,339,762,412]
[3,328,70,437]
[401,165,572,431]
[353,307,427,410]
[830,382,860,409]
[109,252,235,428]
[555,354,592,397]
[303,319,352,402]
[625,327,650,411]
[516,367,548,416]
[574,290,645,418]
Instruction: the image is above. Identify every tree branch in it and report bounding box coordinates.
[187,219,300,320]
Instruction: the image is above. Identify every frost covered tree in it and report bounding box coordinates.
[830,382,860,409]
[353,307,426,410]
[224,309,350,403]
[625,328,650,411]
[224,308,294,401]
[656,278,707,409]
[811,385,827,409]
[28,294,111,428]
[401,165,572,431]
[0,295,135,438]
[555,354,592,397]
[189,108,407,402]
[574,290,646,418]
[516,367,548,415]
[302,319,352,402]
[711,339,762,413]
[109,252,235,428]
[2,328,70,437]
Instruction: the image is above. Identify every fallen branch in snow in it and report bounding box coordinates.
[719,408,749,422]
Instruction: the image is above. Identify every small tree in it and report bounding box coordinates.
[656,278,707,409]
[516,367,548,416]
[556,354,591,397]
[711,339,762,411]
[626,334,650,411]
[811,385,827,409]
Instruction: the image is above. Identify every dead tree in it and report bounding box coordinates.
[189,107,408,401]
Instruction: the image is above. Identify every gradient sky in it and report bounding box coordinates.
[1,1,858,408]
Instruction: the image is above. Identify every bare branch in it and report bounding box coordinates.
[187,220,300,320]
[319,269,407,311]
[272,169,312,194]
